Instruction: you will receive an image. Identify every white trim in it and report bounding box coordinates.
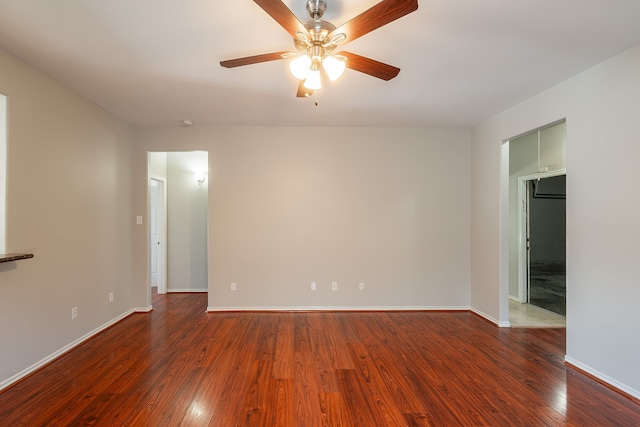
[500,140,511,325]
[565,356,640,401]
[0,94,6,253]
[207,305,470,312]
[0,309,135,392]
[517,177,528,303]
[167,289,207,293]
[517,169,567,183]
[471,307,511,327]
[134,306,153,312]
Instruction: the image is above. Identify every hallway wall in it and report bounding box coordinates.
[166,151,208,292]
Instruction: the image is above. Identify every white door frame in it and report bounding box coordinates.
[517,169,566,302]
[150,176,167,294]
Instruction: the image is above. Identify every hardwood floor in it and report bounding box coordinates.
[1,292,638,426]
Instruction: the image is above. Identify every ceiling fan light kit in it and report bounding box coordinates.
[220,0,419,98]
[304,65,322,90]
[290,54,312,79]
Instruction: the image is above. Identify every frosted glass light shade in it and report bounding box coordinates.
[290,55,311,80]
[322,56,346,81]
[304,69,322,90]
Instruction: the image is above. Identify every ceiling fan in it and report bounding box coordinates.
[220,0,419,98]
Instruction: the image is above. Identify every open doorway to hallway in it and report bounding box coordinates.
[148,151,209,304]
[506,121,566,327]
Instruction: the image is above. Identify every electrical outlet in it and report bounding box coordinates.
[109,292,114,302]
[359,282,365,291]
[311,282,316,291]
[71,307,78,319]
[231,282,236,291]
[331,281,337,291]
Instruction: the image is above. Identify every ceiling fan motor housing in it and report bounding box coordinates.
[303,19,336,42]
[306,0,327,19]
[295,3,338,56]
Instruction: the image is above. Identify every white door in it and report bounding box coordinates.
[150,180,159,287]
[150,178,167,294]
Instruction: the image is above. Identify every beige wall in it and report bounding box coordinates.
[133,126,471,310]
[149,151,167,179]
[471,43,640,397]
[0,49,134,387]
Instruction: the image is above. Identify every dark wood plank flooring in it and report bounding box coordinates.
[1,291,638,426]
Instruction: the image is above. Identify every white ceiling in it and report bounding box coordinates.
[1,0,640,128]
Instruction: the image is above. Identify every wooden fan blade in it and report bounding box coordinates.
[296,80,312,97]
[328,0,418,44]
[253,0,310,38]
[296,80,306,97]
[339,51,400,81]
[220,51,290,68]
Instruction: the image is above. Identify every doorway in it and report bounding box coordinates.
[148,151,209,302]
[520,174,566,316]
[506,120,566,327]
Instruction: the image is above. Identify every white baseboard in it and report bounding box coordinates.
[471,307,511,327]
[134,306,153,312]
[564,356,640,401]
[207,305,470,312]
[0,309,134,392]
[167,289,207,293]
